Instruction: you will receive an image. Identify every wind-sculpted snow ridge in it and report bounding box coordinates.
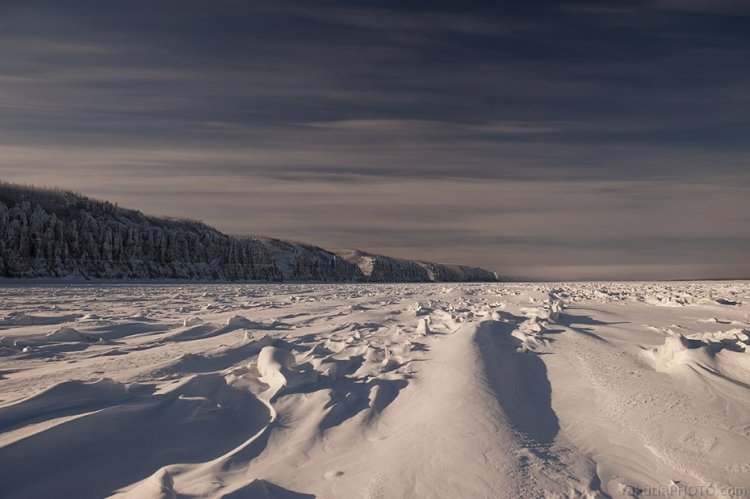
[0,183,497,282]
[0,281,749,498]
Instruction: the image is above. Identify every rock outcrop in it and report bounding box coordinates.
[0,182,498,282]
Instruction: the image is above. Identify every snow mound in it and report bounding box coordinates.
[44,327,99,343]
[182,316,203,327]
[645,329,750,374]
[226,315,251,326]
[120,468,176,499]
[257,346,318,397]
[510,292,565,352]
[646,334,716,369]
[416,317,431,336]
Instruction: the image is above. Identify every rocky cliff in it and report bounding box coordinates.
[0,183,498,282]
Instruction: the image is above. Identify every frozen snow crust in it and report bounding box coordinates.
[0,281,748,498]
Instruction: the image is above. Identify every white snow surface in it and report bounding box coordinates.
[0,281,749,498]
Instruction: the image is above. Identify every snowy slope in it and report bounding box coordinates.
[0,183,497,282]
[0,281,748,498]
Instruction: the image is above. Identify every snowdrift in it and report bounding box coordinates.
[0,281,748,497]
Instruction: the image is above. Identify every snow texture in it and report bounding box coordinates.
[0,281,749,498]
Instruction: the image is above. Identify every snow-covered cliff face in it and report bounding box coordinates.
[0,194,349,281]
[335,250,499,282]
[0,184,497,282]
[0,184,498,282]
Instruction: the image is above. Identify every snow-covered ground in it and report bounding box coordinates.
[0,282,749,498]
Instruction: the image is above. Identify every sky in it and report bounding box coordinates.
[1,0,749,280]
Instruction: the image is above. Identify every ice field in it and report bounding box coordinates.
[0,281,748,498]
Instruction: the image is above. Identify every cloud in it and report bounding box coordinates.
[246,3,527,38]
[0,0,748,279]
[301,119,568,135]
[652,0,750,15]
